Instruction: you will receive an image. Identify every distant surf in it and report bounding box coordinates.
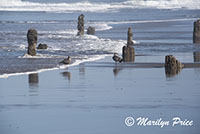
[0,0,200,12]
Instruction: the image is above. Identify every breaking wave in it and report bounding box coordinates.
[0,0,200,12]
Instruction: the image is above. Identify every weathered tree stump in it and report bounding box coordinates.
[27,28,37,56]
[122,45,135,62]
[122,27,135,62]
[77,14,84,36]
[165,55,184,77]
[87,26,95,35]
[165,55,184,69]
[193,19,200,44]
[127,27,134,46]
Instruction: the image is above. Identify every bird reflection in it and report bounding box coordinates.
[62,71,71,81]
[113,66,122,76]
[28,73,39,89]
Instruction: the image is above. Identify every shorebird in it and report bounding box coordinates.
[60,56,71,64]
[112,53,123,63]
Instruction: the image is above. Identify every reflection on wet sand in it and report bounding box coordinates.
[79,63,85,76]
[193,52,200,73]
[165,67,182,77]
[113,66,122,76]
[193,52,200,62]
[62,71,71,81]
[28,73,39,89]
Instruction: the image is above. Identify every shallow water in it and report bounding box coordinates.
[0,58,200,134]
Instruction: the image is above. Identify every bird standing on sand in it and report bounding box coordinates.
[60,56,71,64]
[112,53,123,63]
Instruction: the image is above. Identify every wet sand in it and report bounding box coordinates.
[0,56,200,134]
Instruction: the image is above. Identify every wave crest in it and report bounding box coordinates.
[0,0,200,12]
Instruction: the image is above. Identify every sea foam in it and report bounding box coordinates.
[0,0,199,12]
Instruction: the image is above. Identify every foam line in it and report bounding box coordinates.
[0,54,109,79]
[0,0,199,12]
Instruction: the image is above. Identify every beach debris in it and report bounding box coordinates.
[60,56,71,64]
[127,27,134,46]
[27,28,37,56]
[122,27,135,62]
[165,55,184,77]
[77,14,84,36]
[193,19,200,44]
[37,43,48,49]
[112,53,123,63]
[193,52,200,62]
[87,26,95,35]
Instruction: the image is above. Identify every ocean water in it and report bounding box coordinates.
[0,0,200,77]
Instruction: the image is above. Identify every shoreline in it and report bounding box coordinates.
[0,54,109,79]
[1,54,200,79]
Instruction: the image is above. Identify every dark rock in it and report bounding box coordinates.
[60,56,71,64]
[77,14,84,36]
[127,27,134,46]
[193,20,200,44]
[87,26,95,35]
[112,53,123,63]
[27,28,37,56]
[37,43,48,49]
[122,45,135,62]
[165,55,184,77]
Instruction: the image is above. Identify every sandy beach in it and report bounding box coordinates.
[0,56,200,134]
[1,0,200,133]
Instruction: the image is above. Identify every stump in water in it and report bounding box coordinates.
[77,14,84,36]
[122,27,135,62]
[165,55,184,77]
[27,28,37,56]
[193,19,200,44]
[122,45,135,62]
[87,26,95,35]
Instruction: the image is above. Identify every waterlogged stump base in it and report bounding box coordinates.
[165,55,184,77]
[122,46,135,62]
